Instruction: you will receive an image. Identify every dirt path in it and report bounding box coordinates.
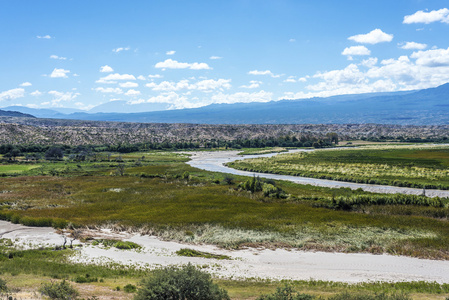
[2,220,449,283]
[186,150,449,198]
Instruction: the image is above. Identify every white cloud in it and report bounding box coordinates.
[155,59,211,70]
[211,90,273,105]
[342,46,371,58]
[20,82,32,87]
[48,91,80,105]
[210,56,222,60]
[360,57,378,68]
[125,89,141,96]
[146,79,231,92]
[248,70,282,78]
[291,47,449,99]
[97,73,136,82]
[137,75,146,80]
[50,55,67,60]
[50,68,70,78]
[166,50,176,55]
[400,42,428,50]
[411,47,449,67]
[94,87,123,94]
[31,90,42,96]
[100,65,114,73]
[0,88,25,101]
[37,35,51,39]
[403,8,449,24]
[146,80,189,91]
[348,29,393,44]
[119,82,139,88]
[240,80,262,88]
[289,38,296,42]
[113,47,130,53]
[284,77,297,83]
[192,79,231,90]
[148,74,163,78]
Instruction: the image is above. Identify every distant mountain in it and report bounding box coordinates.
[2,83,448,125]
[88,100,170,113]
[1,106,67,119]
[54,83,449,125]
[0,109,35,118]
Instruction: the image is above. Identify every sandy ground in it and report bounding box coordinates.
[186,150,449,198]
[2,220,449,283]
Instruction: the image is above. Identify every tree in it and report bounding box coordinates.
[39,280,79,300]
[45,147,64,161]
[134,264,229,300]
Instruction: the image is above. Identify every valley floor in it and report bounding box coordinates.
[2,220,449,284]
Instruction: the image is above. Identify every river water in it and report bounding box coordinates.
[187,149,449,198]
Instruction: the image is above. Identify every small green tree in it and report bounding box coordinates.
[39,280,79,300]
[257,284,314,300]
[134,264,229,300]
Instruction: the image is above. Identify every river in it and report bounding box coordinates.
[186,149,449,198]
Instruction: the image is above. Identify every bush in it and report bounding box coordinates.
[257,284,314,300]
[124,283,137,293]
[0,277,7,293]
[134,264,229,300]
[328,291,410,300]
[39,280,79,300]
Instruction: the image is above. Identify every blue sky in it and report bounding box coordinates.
[1,0,449,111]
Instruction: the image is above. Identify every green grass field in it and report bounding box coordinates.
[0,164,41,174]
[2,148,449,298]
[228,145,449,190]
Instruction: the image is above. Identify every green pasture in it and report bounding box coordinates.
[228,145,449,190]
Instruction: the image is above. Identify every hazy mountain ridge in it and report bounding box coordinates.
[2,83,448,125]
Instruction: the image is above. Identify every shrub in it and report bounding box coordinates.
[0,277,7,293]
[134,264,229,300]
[328,291,410,300]
[124,283,137,293]
[39,280,79,300]
[257,284,314,300]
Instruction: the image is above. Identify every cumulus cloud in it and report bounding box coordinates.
[411,47,449,67]
[146,80,189,91]
[240,80,262,88]
[119,82,139,88]
[100,65,114,73]
[148,74,163,78]
[0,88,25,101]
[37,35,51,39]
[94,87,123,94]
[137,75,146,80]
[124,89,141,96]
[97,73,136,83]
[348,29,393,44]
[146,79,231,92]
[155,59,211,70]
[166,50,176,55]
[403,8,449,24]
[50,68,70,78]
[210,56,222,60]
[31,90,42,96]
[113,47,130,53]
[248,70,282,78]
[50,55,67,60]
[20,82,32,87]
[400,42,428,50]
[342,46,371,59]
[48,91,80,105]
[290,46,449,99]
[210,90,273,104]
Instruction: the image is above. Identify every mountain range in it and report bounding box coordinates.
[2,83,449,125]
